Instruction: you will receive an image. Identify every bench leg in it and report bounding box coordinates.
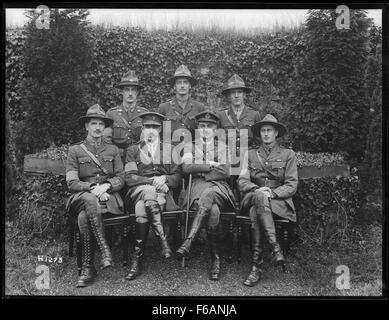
[237,223,242,263]
[227,220,234,263]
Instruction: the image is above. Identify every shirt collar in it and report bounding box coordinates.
[86,136,103,148]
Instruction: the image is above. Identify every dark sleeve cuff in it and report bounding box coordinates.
[81,182,93,192]
[105,177,123,192]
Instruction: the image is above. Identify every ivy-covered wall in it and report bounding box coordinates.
[6,13,381,161]
[6,24,306,157]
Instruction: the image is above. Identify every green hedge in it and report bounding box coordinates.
[289,10,372,159]
[294,175,363,245]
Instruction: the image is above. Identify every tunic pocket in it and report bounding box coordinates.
[79,157,92,177]
[112,124,128,142]
[271,161,286,179]
[102,155,114,174]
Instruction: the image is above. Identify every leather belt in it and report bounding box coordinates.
[256,179,281,189]
[83,175,109,184]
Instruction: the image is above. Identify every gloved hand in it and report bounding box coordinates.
[255,186,272,198]
[99,192,110,202]
[208,161,221,168]
[91,183,111,198]
[152,175,167,190]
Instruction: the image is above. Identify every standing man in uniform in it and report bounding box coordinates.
[124,112,182,281]
[176,111,236,281]
[217,74,261,185]
[158,64,206,145]
[237,114,298,287]
[158,65,206,241]
[66,104,125,287]
[218,74,261,151]
[106,70,148,163]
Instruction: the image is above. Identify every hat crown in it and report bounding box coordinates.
[262,114,278,124]
[85,104,106,118]
[195,111,220,122]
[120,69,140,84]
[174,64,192,78]
[139,112,165,125]
[227,74,245,88]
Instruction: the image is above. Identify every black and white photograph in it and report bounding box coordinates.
[3,3,386,302]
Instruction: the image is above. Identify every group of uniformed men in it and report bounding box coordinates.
[66,65,298,289]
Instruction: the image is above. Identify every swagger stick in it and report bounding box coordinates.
[182,173,192,268]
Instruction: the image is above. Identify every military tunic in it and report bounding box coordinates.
[217,105,261,150]
[66,139,125,215]
[237,143,298,222]
[181,139,236,211]
[158,97,205,144]
[124,141,182,210]
[106,104,148,150]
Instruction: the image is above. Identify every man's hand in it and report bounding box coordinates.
[90,183,111,197]
[255,186,272,198]
[208,161,221,168]
[99,192,110,202]
[152,175,167,190]
[158,184,169,193]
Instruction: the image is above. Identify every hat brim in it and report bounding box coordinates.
[168,76,198,87]
[252,121,287,138]
[115,83,144,90]
[222,86,251,95]
[79,115,113,127]
[142,120,162,126]
[196,119,219,125]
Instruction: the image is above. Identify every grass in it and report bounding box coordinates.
[4,219,383,297]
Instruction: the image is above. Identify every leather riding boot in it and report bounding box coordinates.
[207,227,221,280]
[145,201,172,259]
[176,207,209,258]
[125,222,149,281]
[244,221,263,287]
[89,214,113,269]
[77,226,97,287]
[257,210,285,265]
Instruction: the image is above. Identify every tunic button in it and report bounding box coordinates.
[265,162,268,165]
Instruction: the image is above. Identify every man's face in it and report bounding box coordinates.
[141,124,161,143]
[85,118,105,139]
[174,78,191,96]
[121,86,139,104]
[260,125,278,144]
[198,122,217,140]
[229,89,245,108]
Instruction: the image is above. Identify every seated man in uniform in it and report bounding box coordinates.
[237,114,298,287]
[176,111,236,281]
[66,104,125,288]
[124,112,182,280]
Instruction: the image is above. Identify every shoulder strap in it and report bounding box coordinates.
[224,109,235,126]
[118,114,131,128]
[80,144,109,175]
